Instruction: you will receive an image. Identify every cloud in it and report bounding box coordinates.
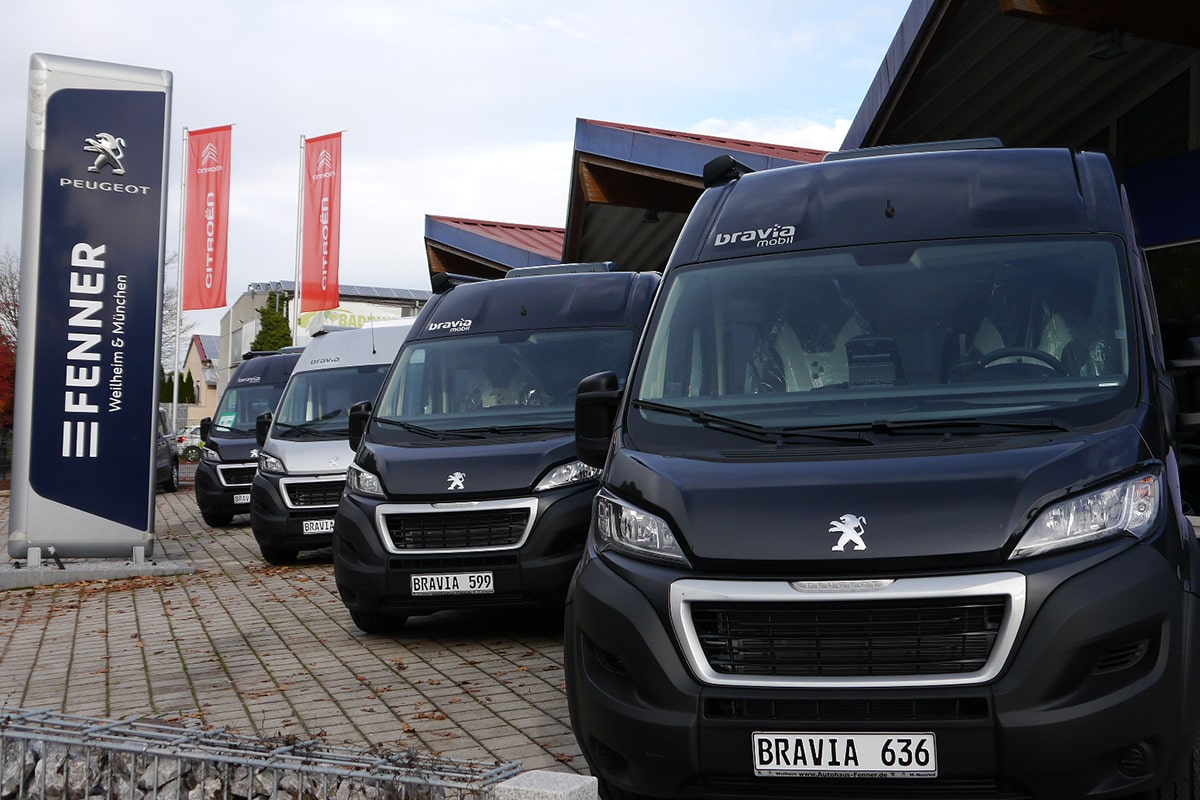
[690,116,853,152]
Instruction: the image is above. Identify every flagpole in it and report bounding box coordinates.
[171,127,188,435]
[292,135,306,344]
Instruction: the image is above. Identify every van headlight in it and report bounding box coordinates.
[1011,473,1159,559]
[201,447,220,463]
[258,452,286,475]
[595,489,687,565]
[534,460,601,492]
[346,463,386,499]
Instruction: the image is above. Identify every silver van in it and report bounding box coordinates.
[249,321,414,563]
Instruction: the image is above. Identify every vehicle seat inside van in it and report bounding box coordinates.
[748,316,863,392]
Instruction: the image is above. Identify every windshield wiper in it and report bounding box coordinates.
[862,417,1073,436]
[374,418,488,440]
[274,409,345,438]
[454,423,575,435]
[632,399,874,446]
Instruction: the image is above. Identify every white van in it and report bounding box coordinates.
[249,321,414,563]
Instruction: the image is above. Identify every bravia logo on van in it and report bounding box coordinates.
[713,224,796,248]
[829,514,867,552]
[308,357,340,365]
[236,376,262,383]
[446,471,466,490]
[428,318,473,333]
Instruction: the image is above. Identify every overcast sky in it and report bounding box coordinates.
[1,1,912,334]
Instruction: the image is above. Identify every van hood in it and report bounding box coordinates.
[208,434,258,462]
[608,425,1154,564]
[360,435,577,497]
[267,438,356,476]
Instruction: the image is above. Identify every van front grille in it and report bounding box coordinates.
[382,508,530,550]
[691,597,1006,678]
[283,480,344,507]
[218,465,257,486]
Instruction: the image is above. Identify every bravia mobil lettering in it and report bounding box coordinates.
[713,224,796,247]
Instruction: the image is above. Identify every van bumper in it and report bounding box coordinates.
[194,461,254,519]
[250,472,341,552]
[333,484,594,619]
[565,541,1200,799]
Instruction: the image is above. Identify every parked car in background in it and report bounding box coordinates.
[156,409,179,494]
[175,425,203,462]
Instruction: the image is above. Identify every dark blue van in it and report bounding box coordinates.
[333,266,659,633]
[195,349,301,527]
[567,143,1200,799]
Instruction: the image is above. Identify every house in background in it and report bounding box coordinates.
[173,333,221,427]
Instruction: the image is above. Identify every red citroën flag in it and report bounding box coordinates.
[300,132,342,312]
[182,125,232,310]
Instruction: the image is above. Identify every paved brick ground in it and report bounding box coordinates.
[0,487,584,776]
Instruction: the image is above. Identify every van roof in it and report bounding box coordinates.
[230,350,303,385]
[293,319,416,373]
[411,270,660,341]
[672,146,1125,267]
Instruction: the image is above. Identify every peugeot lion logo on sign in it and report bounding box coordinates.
[84,132,127,175]
[447,472,466,491]
[829,514,867,551]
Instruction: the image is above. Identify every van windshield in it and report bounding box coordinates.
[632,236,1134,446]
[212,383,286,436]
[374,328,637,434]
[274,364,391,439]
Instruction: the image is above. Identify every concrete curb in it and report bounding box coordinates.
[0,558,195,590]
[494,770,597,800]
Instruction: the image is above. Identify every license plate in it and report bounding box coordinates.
[752,732,936,778]
[411,571,494,596]
[302,519,334,534]
[233,493,251,505]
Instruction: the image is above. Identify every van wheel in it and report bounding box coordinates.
[350,610,407,634]
[1132,736,1199,799]
[160,462,179,493]
[201,509,233,527]
[259,544,298,565]
[596,777,649,800]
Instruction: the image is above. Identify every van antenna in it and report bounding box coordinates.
[370,319,376,355]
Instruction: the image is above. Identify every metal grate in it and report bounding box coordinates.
[0,707,520,799]
[691,597,1006,678]
[284,480,344,507]
[383,509,529,551]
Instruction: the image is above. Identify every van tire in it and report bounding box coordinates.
[1145,736,1200,799]
[596,777,648,800]
[259,544,298,565]
[201,509,233,528]
[350,610,407,634]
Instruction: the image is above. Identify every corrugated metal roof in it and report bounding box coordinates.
[245,281,432,302]
[583,119,827,165]
[426,216,564,259]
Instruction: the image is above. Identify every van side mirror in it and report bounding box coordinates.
[255,411,272,448]
[349,400,372,451]
[199,417,212,443]
[576,371,622,469]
